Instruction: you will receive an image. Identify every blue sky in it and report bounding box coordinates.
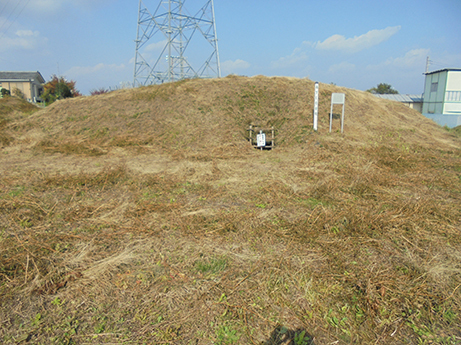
[1,0,460,95]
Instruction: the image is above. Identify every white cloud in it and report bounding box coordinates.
[315,26,401,53]
[328,61,356,74]
[221,59,250,75]
[0,29,47,52]
[6,0,111,16]
[386,48,430,68]
[271,46,309,69]
[15,30,39,37]
[146,40,168,52]
[367,48,430,70]
[10,0,69,15]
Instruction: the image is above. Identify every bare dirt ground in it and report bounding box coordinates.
[1,76,461,344]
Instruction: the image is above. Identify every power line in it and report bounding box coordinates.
[0,0,31,40]
[0,0,13,18]
[0,0,23,33]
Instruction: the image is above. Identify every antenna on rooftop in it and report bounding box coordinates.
[425,56,432,73]
[133,0,221,86]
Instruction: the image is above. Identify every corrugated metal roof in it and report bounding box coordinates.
[424,68,461,75]
[0,71,45,83]
[375,94,423,103]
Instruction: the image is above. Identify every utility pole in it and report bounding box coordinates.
[133,0,221,87]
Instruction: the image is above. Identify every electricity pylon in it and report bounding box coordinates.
[133,0,221,86]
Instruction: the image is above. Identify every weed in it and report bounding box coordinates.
[8,185,25,197]
[31,313,42,326]
[294,330,310,345]
[215,324,240,345]
[195,256,228,274]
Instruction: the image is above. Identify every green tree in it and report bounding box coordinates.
[42,75,81,104]
[366,83,399,94]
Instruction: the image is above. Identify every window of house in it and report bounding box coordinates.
[446,91,461,102]
[431,82,438,92]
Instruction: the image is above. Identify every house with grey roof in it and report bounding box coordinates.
[375,94,423,113]
[0,71,45,103]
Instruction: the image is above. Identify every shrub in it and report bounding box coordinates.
[1,88,11,97]
[90,87,110,96]
[12,88,25,100]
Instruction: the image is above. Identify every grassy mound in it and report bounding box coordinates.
[0,76,460,344]
[0,96,39,115]
[11,75,453,156]
[0,96,40,148]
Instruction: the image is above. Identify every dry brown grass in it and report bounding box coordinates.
[1,76,461,344]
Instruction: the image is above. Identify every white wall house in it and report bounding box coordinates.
[422,68,461,128]
[0,71,45,103]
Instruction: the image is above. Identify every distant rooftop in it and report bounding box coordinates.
[374,94,423,103]
[0,71,45,83]
[424,68,461,76]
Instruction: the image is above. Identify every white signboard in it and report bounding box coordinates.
[331,93,345,105]
[256,131,266,148]
[313,82,319,131]
[330,93,346,133]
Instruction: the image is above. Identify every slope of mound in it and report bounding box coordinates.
[0,76,460,345]
[0,96,40,148]
[4,75,457,157]
[0,95,40,115]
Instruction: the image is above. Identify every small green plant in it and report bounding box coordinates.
[195,256,228,274]
[31,313,42,326]
[297,197,328,208]
[215,324,240,345]
[8,186,25,197]
[443,308,457,323]
[19,219,33,228]
[294,330,310,345]
[94,322,106,334]
[331,226,340,234]
[51,297,64,306]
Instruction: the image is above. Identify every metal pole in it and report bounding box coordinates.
[168,0,172,83]
[313,82,319,131]
[211,0,221,78]
[329,103,333,133]
[341,104,345,133]
[133,0,142,86]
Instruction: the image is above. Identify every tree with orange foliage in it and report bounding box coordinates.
[42,75,81,104]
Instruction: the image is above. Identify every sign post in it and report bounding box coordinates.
[256,130,266,150]
[313,82,319,132]
[330,93,346,133]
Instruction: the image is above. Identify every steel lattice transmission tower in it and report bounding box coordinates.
[133,0,221,86]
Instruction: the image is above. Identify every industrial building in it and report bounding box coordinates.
[422,68,461,128]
